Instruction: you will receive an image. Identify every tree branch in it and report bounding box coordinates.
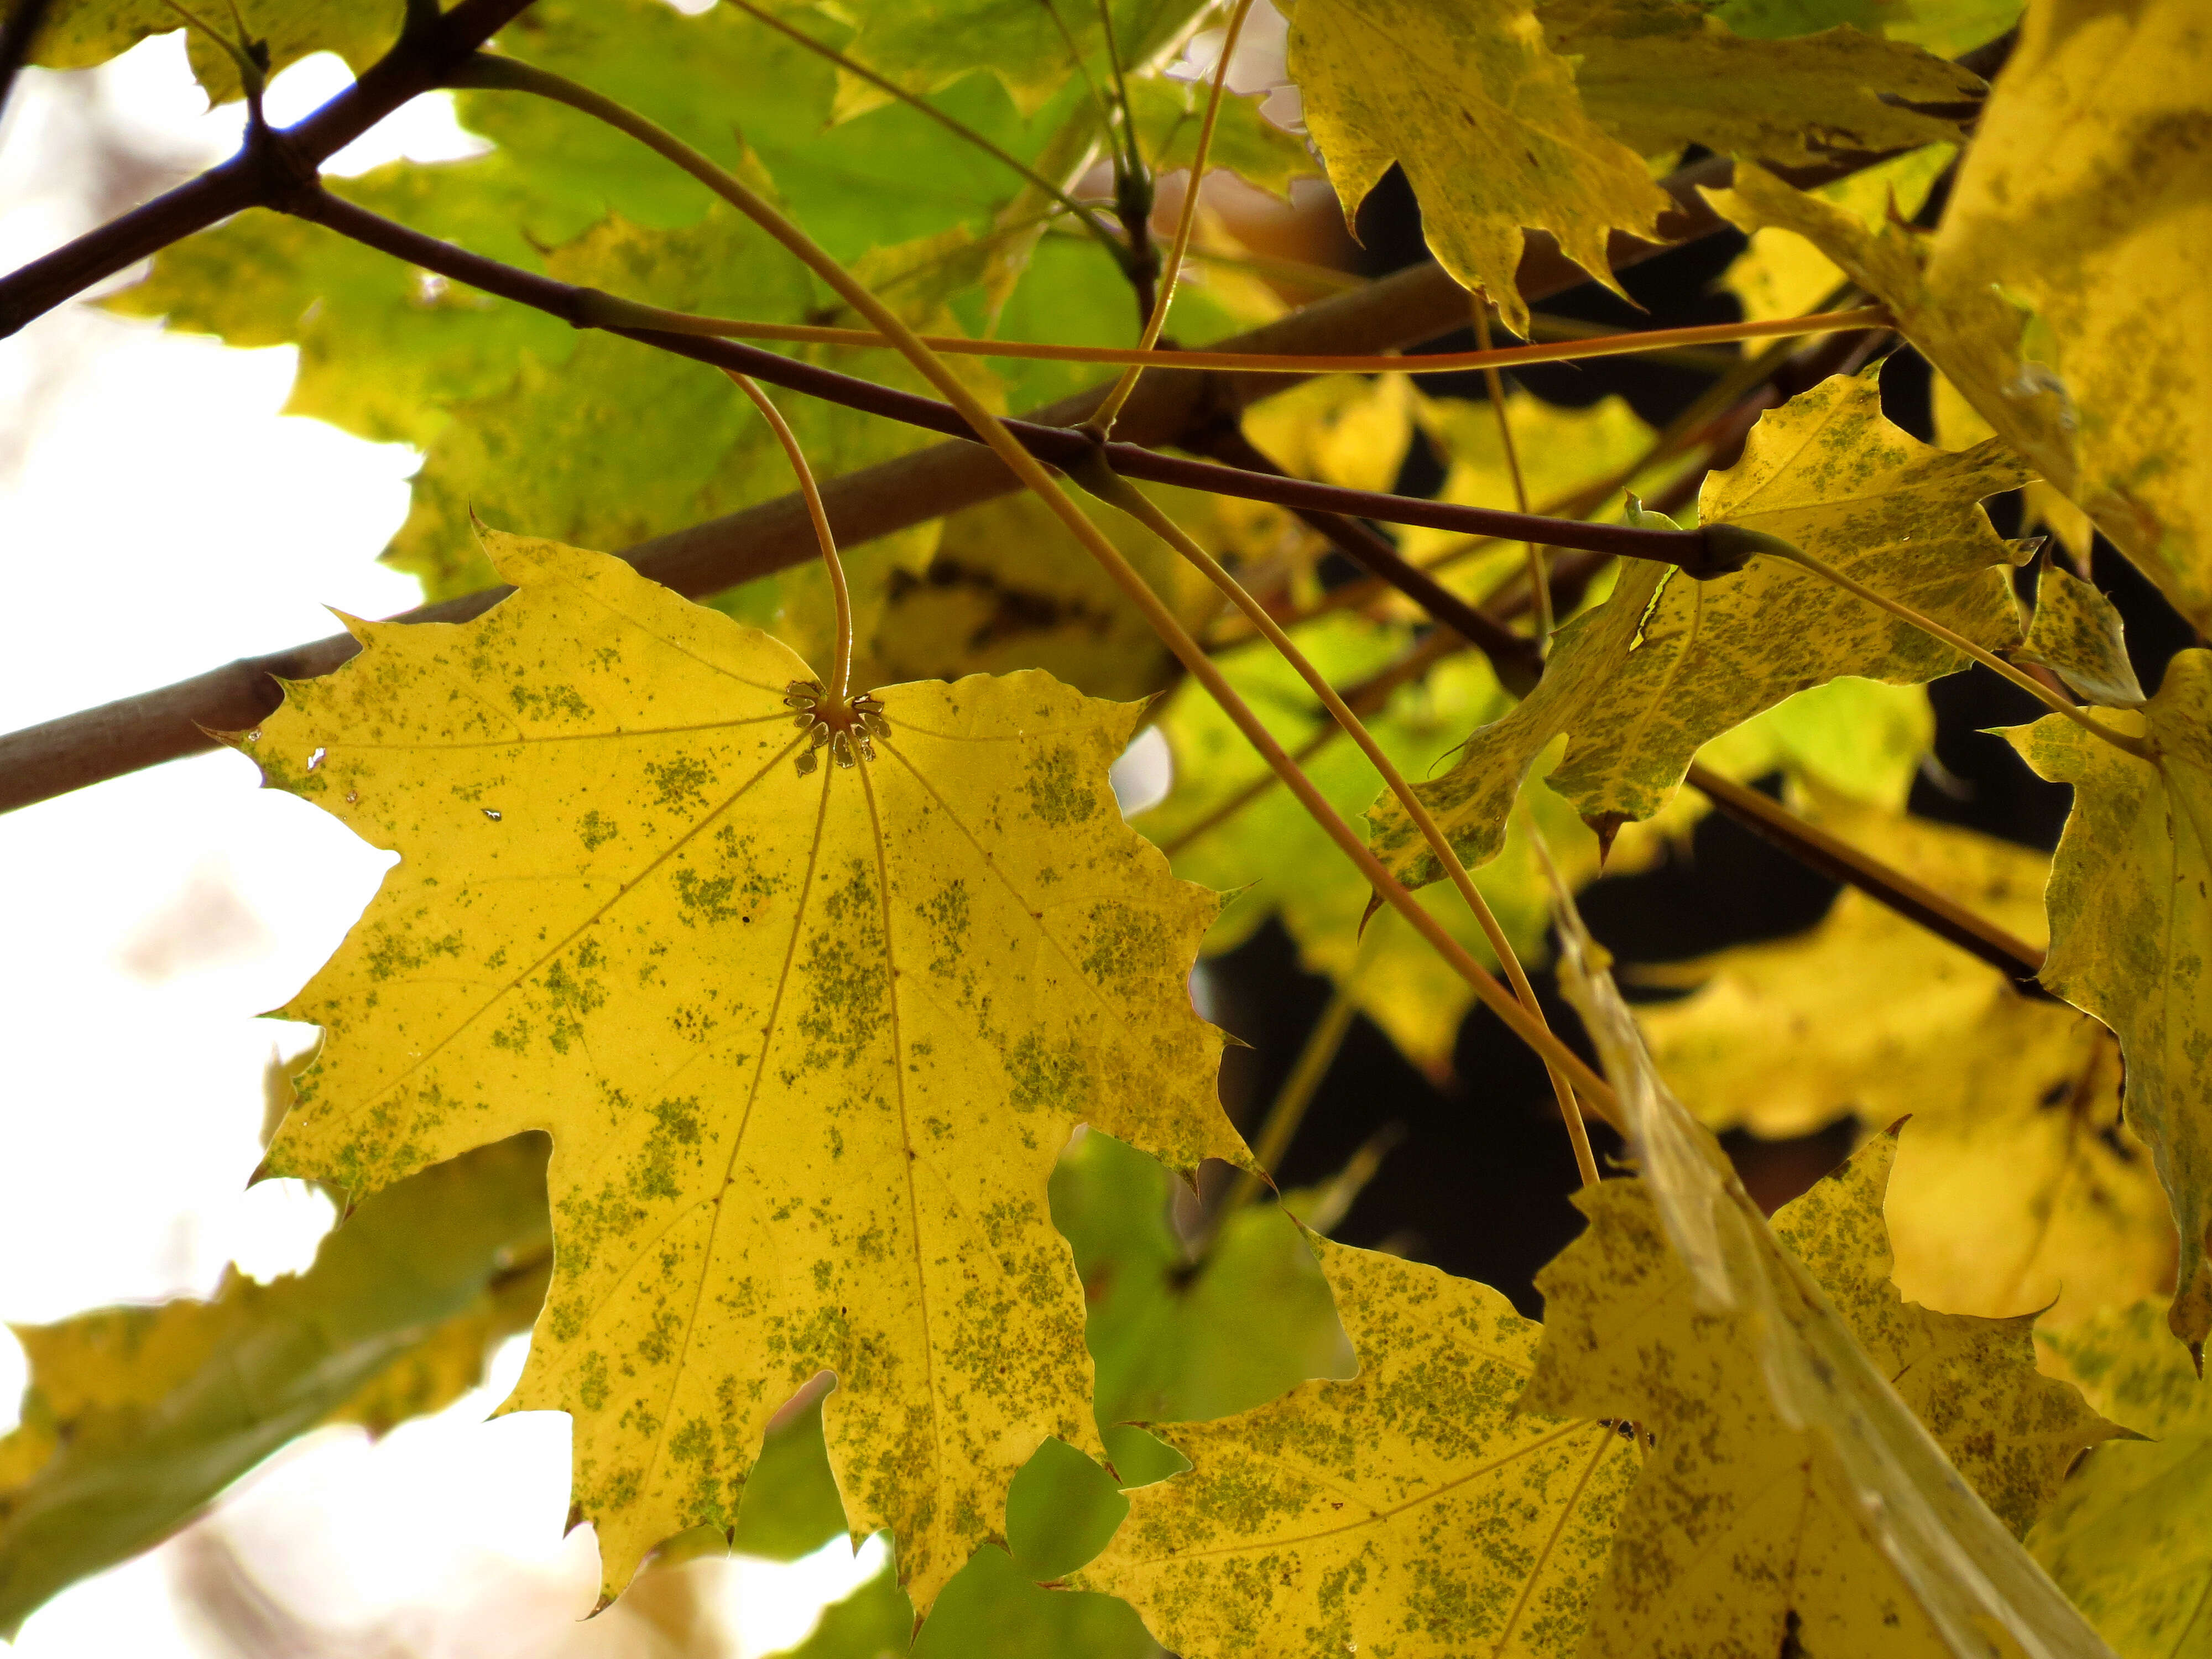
[0,0,539,337]
[1683,761,2051,990]
[295,187,1724,575]
[0,150,1898,817]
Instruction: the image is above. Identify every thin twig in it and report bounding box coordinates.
[548,299,1893,377]
[280,187,1738,576]
[1759,538,2152,760]
[1087,0,1254,435]
[1185,420,1542,689]
[1076,452,1598,1149]
[0,152,1904,813]
[1473,299,1550,642]
[1155,629,1468,858]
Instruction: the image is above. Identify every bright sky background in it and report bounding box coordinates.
[0,36,889,1658]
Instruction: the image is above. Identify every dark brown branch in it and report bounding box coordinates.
[0,149,1901,816]
[1684,762,2050,990]
[0,0,58,127]
[0,0,538,337]
[1180,421,1546,693]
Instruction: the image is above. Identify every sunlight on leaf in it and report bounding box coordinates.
[2021,567,2146,711]
[2031,1301,2212,1659]
[1371,371,2023,881]
[1635,794,2174,1328]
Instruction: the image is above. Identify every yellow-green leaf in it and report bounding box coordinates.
[2030,1301,2212,1659]
[1141,613,1644,1075]
[250,531,1246,1608]
[1126,76,1321,202]
[1371,372,2025,880]
[1926,0,2212,636]
[1543,0,1980,166]
[1524,902,2117,1659]
[1721,144,1952,324]
[1929,371,2098,571]
[1284,0,1672,333]
[832,0,1208,118]
[0,1138,550,1637]
[2022,566,2146,710]
[1072,1232,1641,1659]
[2007,650,2212,1352]
[32,0,400,100]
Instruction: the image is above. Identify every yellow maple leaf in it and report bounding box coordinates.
[248,532,1248,1606]
[2007,650,2212,1354]
[1522,904,2117,1659]
[1635,795,2174,1327]
[1771,1129,2123,1536]
[1722,144,1953,325]
[1071,1231,1641,1659]
[2030,1301,2212,1659]
[1370,372,2026,882]
[1709,0,2212,636]
[1929,373,2095,574]
[1284,0,1672,334]
[1545,0,1981,165]
[1926,0,2212,635]
[2018,566,2146,711]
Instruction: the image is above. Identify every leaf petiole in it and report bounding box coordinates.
[566,290,1892,377]
[721,372,852,707]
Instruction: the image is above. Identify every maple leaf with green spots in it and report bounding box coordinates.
[246,531,1247,1608]
[1369,371,2027,884]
